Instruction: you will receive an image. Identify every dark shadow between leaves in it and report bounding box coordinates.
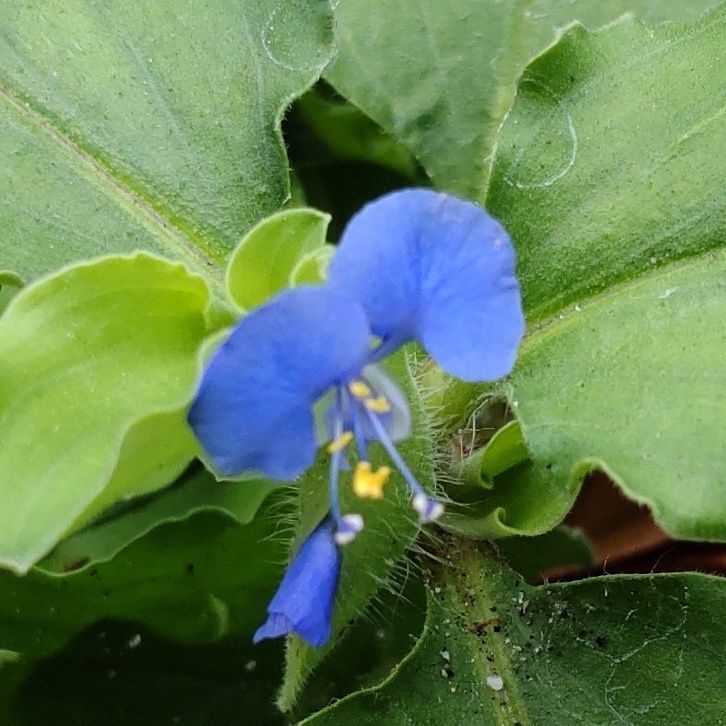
[8,620,285,726]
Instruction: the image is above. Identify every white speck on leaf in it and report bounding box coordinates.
[486,675,504,691]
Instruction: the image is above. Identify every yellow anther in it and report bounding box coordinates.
[349,380,372,399]
[326,431,353,453]
[365,395,391,414]
[353,461,391,499]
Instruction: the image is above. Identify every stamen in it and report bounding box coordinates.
[353,461,391,499]
[348,380,371,399]
[413,493,444,523]
[365,395,391,413]
[327,431,353,453]
[362,404,445,523]
[334,513,364,545]
[327,390,348,532]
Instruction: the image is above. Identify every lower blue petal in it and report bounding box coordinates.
[253,613,294,643]
[254,518,341,648]
[188,286,371,480]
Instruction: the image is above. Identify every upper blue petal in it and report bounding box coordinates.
[253,518,340,648]
[188,286,371,480]
[327,189,525,381]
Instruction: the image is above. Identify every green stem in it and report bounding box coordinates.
[431,538,532,726]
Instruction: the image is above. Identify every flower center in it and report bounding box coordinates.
[327,377,443,545]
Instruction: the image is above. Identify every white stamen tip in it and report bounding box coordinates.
[413,494,444,523]
[334,513,364,545]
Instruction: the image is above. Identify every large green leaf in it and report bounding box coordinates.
[511,252,726,539]
[326,0,718,197]
[303,545,726,724]
[0,254,214,573]
[489,11,725,322]
[0,0,333,286]
[0,496,290,723]
[4,623,286,726]
[38,467,275,575]
[0,504,287,661]
[278,349,434,711]
[484,10,726,540]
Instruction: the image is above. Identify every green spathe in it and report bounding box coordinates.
[278,350,433,711]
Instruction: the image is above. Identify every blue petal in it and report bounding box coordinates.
[328,189,525,381]
[252,612,295,642]
[253,518,341,648]
[188,286,371,479]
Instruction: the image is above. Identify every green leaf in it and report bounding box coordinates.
[302,546,726,724]
[70,409,198,533]
[0,505,288,661]
[278,349,434,711]
[0,271,23,312]
[0,489,290,723]
[37,467,275,575]
[442,458,582,540]
[226,207,330,311]
[511,252,726,540]
[0,500,291,723]
[0,1,333,286]
[489,11,725,323]
[453,419,529,490]
[290,244,336,286]
[0,254,214,573]
[295,87,420,179]
[4,624,286,726]
[326,0,718,197]
[483,10,726,540]
[440,408,580,540]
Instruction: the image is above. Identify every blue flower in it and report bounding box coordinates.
[253,517,341,647]
[188,189,524,647]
